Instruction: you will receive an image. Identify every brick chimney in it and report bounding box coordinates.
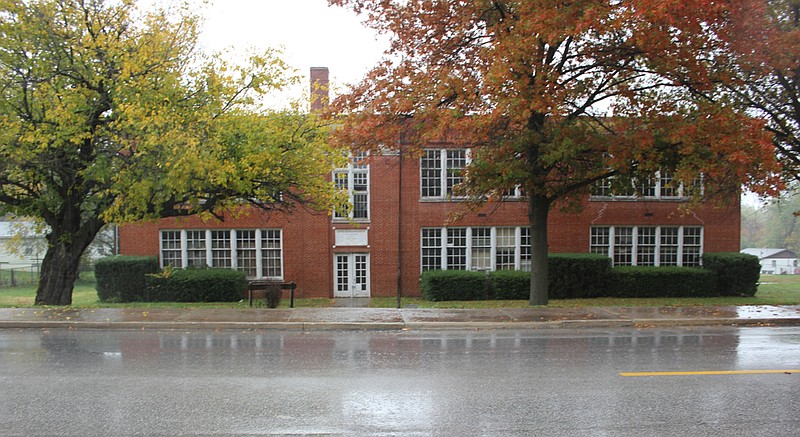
[310,67,329,113]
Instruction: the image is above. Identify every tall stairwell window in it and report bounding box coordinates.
[334,152,369,221]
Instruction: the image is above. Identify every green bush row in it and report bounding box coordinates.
[145,268,246,302]
[420,252,760,301]
[605,267,717,298]
[421,254,611,301]
[95,256,246,303]
[95,256,160,302]
[702,252,760,297]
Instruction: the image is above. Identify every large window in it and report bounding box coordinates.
[334,152,369,220]
[421,149,469,199]
[186,230,207,268]
[590,226,703,267]
[160,229,283,279]
[421,228,443,271]
[591,171,693,200]
[421,226,531,272]
[161,231,182,268]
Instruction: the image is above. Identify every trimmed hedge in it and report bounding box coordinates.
[488,270,529,300]
[421,254,612,301]
[95,256,160,302]
[548,254,611,299]
[421,269,488,301]
[702,252,760,297]
[606,266,718,298]
[145,268,247,302]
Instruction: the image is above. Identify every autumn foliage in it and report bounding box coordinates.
[328,0,782,304]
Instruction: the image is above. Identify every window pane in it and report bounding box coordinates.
[352,151,368,169]
[186,230,207,268]
[236,230,257,277]
[471,227,492,271]
[421,150,442,198]
[353,193,368,219]
[637,227,656,266]
[660,227,679,266]
[333,171,349,219]
[613,227,633,266]
[660,171,677,197]
[496,228,516,270]
[446,228,467,270]
[446,149,466,196]
[520,227,531,272]
[161,231,182,268]
[421,228,442,271]
[590,227,610,256]
[211,230,232,268]
[261,229,282,278]
[682,227,702,266]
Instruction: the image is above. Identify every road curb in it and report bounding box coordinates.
[1,317,799,331]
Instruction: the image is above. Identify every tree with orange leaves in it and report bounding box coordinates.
[328,0,781,305]
[712,0,799,181]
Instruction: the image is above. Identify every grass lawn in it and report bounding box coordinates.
[0,273,332,308]
[1,273,799,309]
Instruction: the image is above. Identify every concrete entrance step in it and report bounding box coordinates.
[332,297,372,308]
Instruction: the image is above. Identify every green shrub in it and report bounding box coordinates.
[702,252,760,297]
[422,254,612,301]
[95,256,160,302]
[145,268,247,302]
[486,255,611,300]
[548,254,611,299]
[488,270,529,300]
[606,266,717,298]
[420,270,488,301]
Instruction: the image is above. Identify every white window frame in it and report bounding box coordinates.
[420,149,470,200]
[159,229,284,279]
[420,226,530,272]
[590,171,698,200]
[333,152,370,221]
[589,226,704,267]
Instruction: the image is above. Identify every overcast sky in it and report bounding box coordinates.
[167,0,388,103]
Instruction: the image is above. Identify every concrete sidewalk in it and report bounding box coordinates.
[0,305,799,331]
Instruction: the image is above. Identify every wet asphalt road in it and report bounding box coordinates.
[1,327,799,436]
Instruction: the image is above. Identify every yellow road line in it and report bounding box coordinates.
[620,369,800,377]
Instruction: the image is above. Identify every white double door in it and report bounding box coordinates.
[334,253,370,298]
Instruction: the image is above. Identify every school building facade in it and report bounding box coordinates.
[117,69,741,299]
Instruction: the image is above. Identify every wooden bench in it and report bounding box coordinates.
[247,280,297,308]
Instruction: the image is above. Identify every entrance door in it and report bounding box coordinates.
[334,253,370,298]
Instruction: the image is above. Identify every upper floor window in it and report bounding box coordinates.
[590,171,698,200]
[421,149,469,200]
[334,152,369,221]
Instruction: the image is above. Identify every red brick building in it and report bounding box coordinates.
[118,68,741,299]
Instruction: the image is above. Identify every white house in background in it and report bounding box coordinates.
[0,220,46,269]
[741,248,799,275]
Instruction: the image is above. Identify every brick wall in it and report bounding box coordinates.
[119,147,741,299]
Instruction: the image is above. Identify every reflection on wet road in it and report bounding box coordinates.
[1,327,798,436]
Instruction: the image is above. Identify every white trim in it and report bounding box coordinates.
[420,226,529,273]
[420,148,471,200]
[159,229,284,280]
[333,253,370,297]
[590,225,704,267]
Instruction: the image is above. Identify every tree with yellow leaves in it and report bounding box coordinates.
[0,0,344,305]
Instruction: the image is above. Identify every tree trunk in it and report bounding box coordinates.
[35,225,100,306]
[529,193,549,306]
